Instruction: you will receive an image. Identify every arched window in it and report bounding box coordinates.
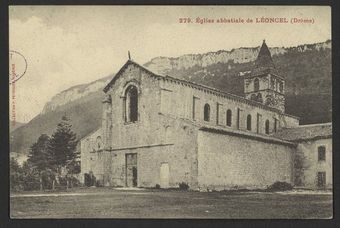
[250,94,257,101]
[96,136,102,149]
[226,109,232,127]
[257,93,263,103]
[247,114,252,131]
[254,78,260,92]
[265,120,270,134]
[265,96,273,106]
[270,77,275,89]
[204,104,210,122]
[125,85,138,122]
[279,82,284,93]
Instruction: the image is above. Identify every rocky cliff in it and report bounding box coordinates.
[41,40,331,114]
[42,76,112,114]
[144,40,331,75]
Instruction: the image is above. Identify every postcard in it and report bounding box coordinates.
[9,5,332,219]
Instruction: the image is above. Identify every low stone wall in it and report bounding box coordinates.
[197,130,295,190]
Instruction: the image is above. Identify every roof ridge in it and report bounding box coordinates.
[273,122,332,142]
[296,122,332,128]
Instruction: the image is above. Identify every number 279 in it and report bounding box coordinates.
[179,18,192,23]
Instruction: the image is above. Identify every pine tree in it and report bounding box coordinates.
[27,134,51,172]
[27,134,52,190]
[48,115,79,174]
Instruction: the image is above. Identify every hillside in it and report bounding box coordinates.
[152,41,331,124]
[10,77,111,154]
[10,40,332,155]
[9,121,26,133]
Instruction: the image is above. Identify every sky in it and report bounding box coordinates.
[9,6,331,123]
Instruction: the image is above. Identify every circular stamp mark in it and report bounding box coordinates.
[9,50,27,84]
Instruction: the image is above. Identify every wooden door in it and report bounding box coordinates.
[160,163,170,188]
[126,153,137,187]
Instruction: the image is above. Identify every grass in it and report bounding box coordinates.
[10,188,333,219]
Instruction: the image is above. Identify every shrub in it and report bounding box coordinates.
[20,161,41,191]
[58,176,68,186]
[179,182,189,191]
[10,158,81,191]
[267,181,293,192]
[95,180,103,187]
[84,173,91,186]
[84,172,96,187]
[67,175,81,188]
[10,158,23,191]
[22,172,41,191]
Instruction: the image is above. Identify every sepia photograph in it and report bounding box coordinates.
[9,5,332,219]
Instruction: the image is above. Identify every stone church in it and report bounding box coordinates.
[80,41,332,190]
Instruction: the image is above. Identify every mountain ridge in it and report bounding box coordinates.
[42,40,331,114]
[144,40,331,75]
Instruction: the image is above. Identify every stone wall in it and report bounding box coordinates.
[100,64,200,188]
[99,116,199,188]
[244,75,269,94]
[244,74,285,95]
[197,130,295,190]
[244,74,285,112]
[296,138,332,189]
[104,64,162,150]
[80,129,105,183]
[159,77,298,135]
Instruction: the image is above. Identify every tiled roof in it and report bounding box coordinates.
[250,40,280,77]
[273,123,332,142]
[255,40,275,69]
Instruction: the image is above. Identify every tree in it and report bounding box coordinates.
[10,158,23,191]
[21,161,41,191]
[27,134,51,172]
[48,115,79,174]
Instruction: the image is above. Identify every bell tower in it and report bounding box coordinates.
[244,40,285,112]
